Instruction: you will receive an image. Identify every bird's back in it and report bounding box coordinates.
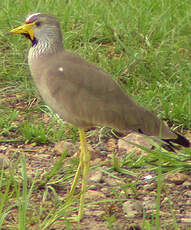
[29,49,176,139]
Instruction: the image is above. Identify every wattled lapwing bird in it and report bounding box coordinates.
[11,13,190,221]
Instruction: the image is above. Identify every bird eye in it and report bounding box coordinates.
[36,21,41,27]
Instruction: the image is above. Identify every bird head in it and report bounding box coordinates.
[10,13,62,45]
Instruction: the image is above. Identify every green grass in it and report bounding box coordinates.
[0,0,191,229]
[1,0,191,129]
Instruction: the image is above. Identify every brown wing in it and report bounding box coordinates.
[32,50,190,148]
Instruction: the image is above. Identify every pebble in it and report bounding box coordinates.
[122,200,142,218]
[165,172,188,185]
[118,133,152,154]
[85,190,106,201]
[89,168,103,183]
[104,177,121,187]
[54,141,78,155]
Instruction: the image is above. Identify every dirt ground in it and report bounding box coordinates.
[1,131,191,230]
[0,93,191,230]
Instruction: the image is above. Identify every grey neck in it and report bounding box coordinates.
[28,37,63,64]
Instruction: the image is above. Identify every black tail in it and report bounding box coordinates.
[138,128,190,152]
[162,132,190,151]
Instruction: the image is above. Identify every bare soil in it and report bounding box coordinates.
[0,93,191,230]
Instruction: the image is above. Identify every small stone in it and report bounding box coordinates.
[123,200,143,218]
[85,190,106,201]
[118,133,152,154]
[165,172,188,185]
[54,141,78,155]
[104,177,121,187]
[89,168,103,183]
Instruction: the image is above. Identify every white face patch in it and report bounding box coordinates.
[25,13,41,22]
[58,67,64,72]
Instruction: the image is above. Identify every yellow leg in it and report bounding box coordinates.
[78,129,90,220]
[65,128,90,221]
[65,159,82,204]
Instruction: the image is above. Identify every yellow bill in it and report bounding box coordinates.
[10,22,36,40]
